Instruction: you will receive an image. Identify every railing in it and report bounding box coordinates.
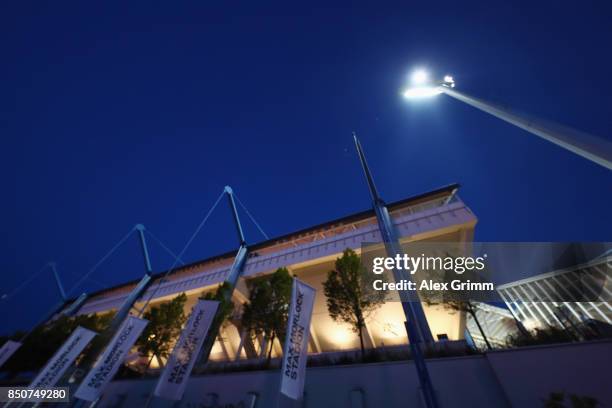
[78,193,475,315]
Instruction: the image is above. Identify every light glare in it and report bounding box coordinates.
[403,86,443,99]
[411,69,429,85]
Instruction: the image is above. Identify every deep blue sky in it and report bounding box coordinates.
[1,2,610,333]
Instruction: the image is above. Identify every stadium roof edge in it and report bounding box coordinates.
[79,183,461,300]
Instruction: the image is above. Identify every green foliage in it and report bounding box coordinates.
[505,314,612,349]
[137,293,187,368]
[196,282,237,364]
[506,325,575,348]
[241,267,293,363]
[200,282,235,330]
[323,248,386,357]
[0,311,115,373]
[542,392,599,408]
[568,394,599,408]
[543,392,566,408]
[429,300,493,350]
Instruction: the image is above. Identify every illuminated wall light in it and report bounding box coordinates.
[330,327,354,346]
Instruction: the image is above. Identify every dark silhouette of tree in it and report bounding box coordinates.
[197,282,235,363]
[426,300,493,350]
[137,293,187,370]
[241,267,292,364]
[542,391,599,408]
[0,312,115,373]
[323,248,385,359]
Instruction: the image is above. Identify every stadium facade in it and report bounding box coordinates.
[63,184,477,366]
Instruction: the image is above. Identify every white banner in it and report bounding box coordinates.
[30,326,97,388]
[280,278,316,400]
[154,299,219,400]
[0,340,22,368]
[75,316,148,402]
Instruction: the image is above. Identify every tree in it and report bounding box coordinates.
[427,300,492,350]
[241,267,292,364]
[323,248,386,359]
[416,252,493,350]
[506,325,574,348]
[201,282,235,327]
[542,392,599,408]
[197,282,235,363]
[137,293,187,370]
[0,311,115,373]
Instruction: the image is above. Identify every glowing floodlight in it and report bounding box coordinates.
[402,66,612,170]
[411,69,429,85]
[443,75,455,88]
[403,70,457,98]
[403,86,443,99]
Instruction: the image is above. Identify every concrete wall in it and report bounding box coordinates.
[486,339,612,408]
[97,340,612,408]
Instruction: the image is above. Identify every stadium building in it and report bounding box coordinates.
[65,184,476,366]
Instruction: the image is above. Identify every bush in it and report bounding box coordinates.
[506,320,611,348]
[542,392,599,408]
[0,312,114,374]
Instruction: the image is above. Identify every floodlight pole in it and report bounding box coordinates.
[353,134,434,342]
[440,86,612,171]
[353,134,439,408]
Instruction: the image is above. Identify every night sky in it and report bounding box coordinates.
[1,2,611,333]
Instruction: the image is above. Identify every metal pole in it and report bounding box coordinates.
[467,302,492,350]
[353,134,434,342]
[225,186,246,246]
[196,187,250,366]
[441,87,612,171]
[107,225,153,327]
[135,224,153,273]
[353,134,439,408]
[49,262,67,301]
[224,186,248,286]
[66,225,153,406]
[62,293,89,317]
[225,244,249,291]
